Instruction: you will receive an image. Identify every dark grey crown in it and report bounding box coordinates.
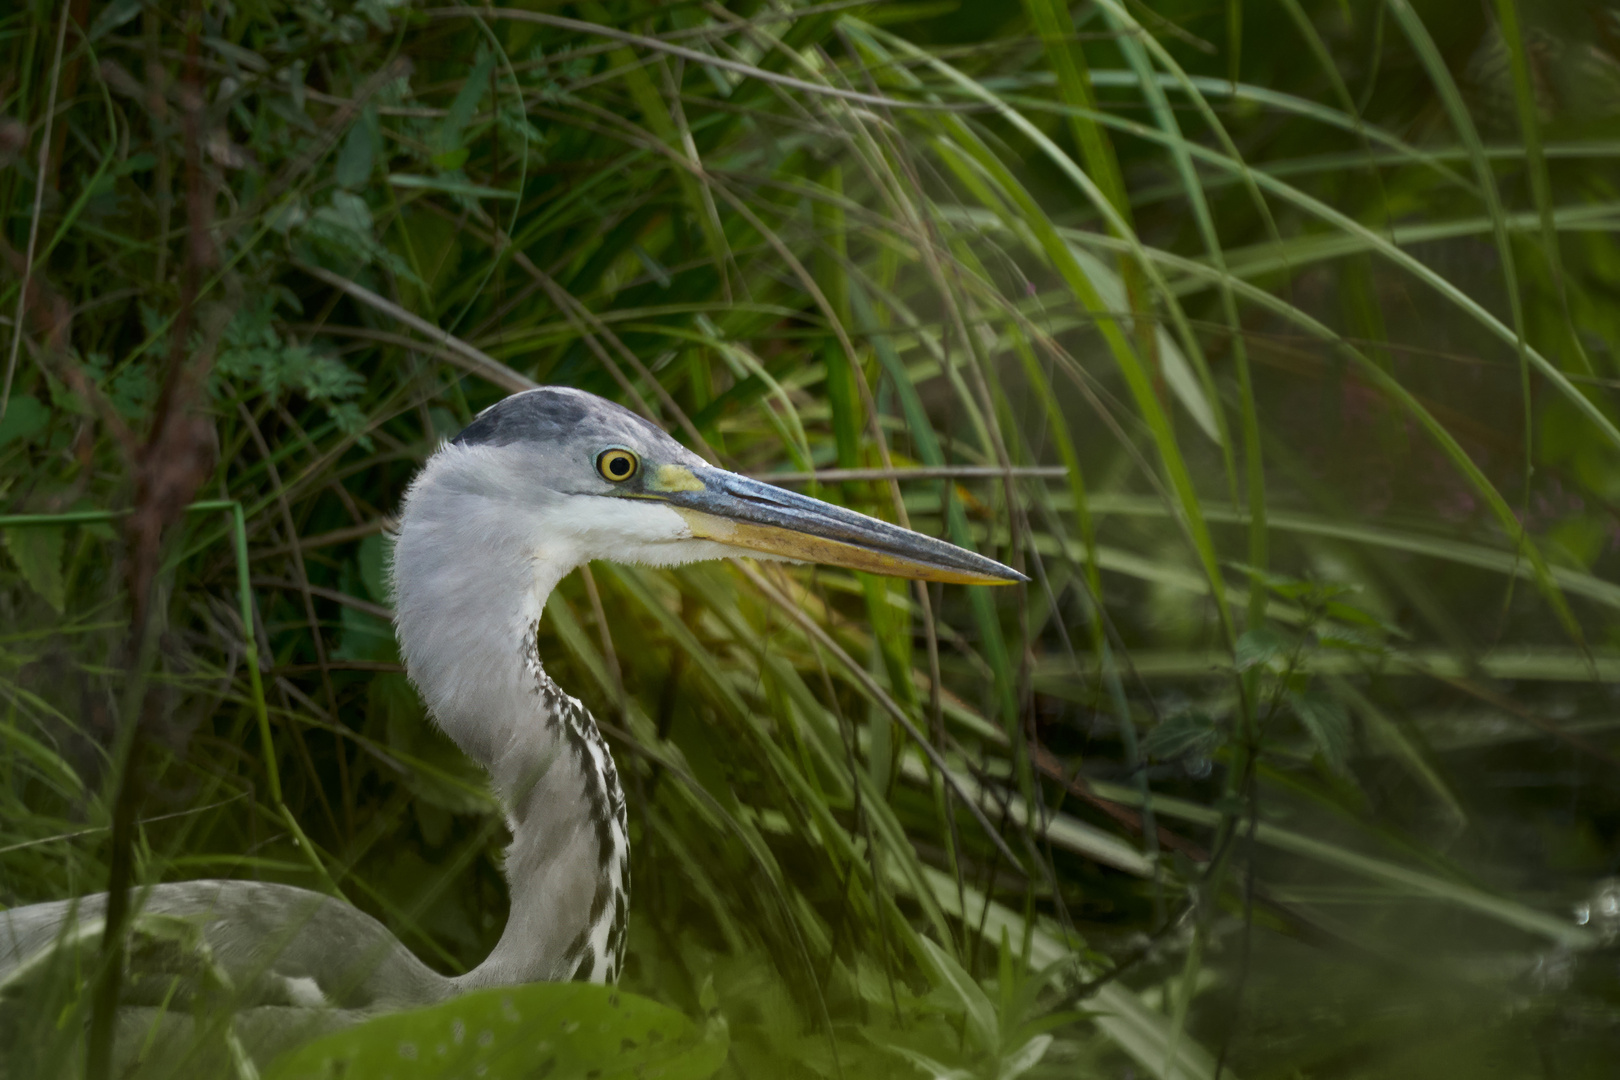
[452,387,688,460]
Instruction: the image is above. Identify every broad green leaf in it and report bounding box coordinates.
[0,395,48,448]
[335,109,377,189]
[1288,689,1351,774]
[916,936,997,1056]
[997,1034,1053,1080]
[4,526,65,613]
[432,50,496,170]
[264,983,727,1080]
[1142,713,1223,762]
[888,1045,974,1080]
[88,0,141,40]
[1233,626,1287,672]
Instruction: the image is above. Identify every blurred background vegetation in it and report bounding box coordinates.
[4,0,1620,1076]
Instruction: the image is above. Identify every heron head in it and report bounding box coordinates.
[434,386,1024,585]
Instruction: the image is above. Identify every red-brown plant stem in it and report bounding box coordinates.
[86,4,220,1075]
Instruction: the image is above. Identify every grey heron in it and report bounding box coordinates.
[0,386,1022,1070]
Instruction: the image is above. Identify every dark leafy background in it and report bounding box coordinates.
[3,0,1620,1077]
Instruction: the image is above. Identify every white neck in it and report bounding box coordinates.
[391,452,628,987]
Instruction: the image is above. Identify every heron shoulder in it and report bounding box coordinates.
[1,880,451,1013]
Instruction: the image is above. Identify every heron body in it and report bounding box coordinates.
[0,386,1020,1072]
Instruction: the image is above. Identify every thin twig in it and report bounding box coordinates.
[297,263,537,393]
[250,518,393,559]
[252,577,394,622]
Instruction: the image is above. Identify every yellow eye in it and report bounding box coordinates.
[595,447,640,483]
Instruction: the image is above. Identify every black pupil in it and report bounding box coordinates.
[608,455,630,477]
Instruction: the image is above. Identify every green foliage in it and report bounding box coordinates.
[3,526,65,613]
[266,982,728,1080]
[0,396,48,449]
[215,291,368,435]
[5,0,1620,1078]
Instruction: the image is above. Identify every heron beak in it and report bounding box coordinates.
[642,464,1026,585]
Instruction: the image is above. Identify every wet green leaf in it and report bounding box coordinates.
[264,982,727,1080]
[1288,689,1351,774]
[916,936,997,1056]
[3,526,65,613]
[1142,712,1223,762]
[335,110,377,189]
[1234,625,1289,671]
[997,1034,1052,1080]
[431,50,497,168]
[0,395,48,449]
